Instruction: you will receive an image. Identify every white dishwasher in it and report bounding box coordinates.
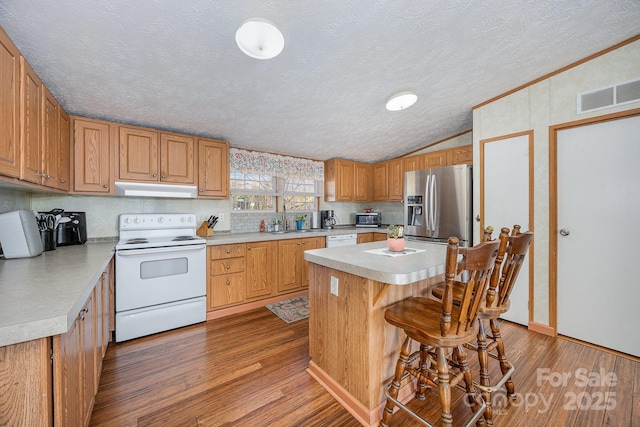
[326,234,358,247]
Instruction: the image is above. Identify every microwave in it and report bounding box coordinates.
[355,212,381,228]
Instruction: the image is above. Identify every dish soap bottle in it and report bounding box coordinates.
[260,219,265,232]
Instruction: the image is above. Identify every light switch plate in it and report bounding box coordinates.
[330,276,339,296]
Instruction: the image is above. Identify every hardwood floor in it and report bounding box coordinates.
[91,308,639,426]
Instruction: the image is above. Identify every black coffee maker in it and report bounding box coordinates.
[56,212,87,246]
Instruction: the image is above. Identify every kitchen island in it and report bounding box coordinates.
[304,240,447,426]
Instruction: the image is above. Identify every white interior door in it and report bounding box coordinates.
[556,115,640,357]
[482,134,531,326]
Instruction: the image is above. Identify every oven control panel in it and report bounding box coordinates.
[119,213,196,230]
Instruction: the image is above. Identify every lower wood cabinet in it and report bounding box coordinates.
[246,241,276,300]
[207,237,325,313]
[208,244,246,309]
[53,258,113,427]
[277,237,324,293]
[0,258,113,427]
[357,233,373,244]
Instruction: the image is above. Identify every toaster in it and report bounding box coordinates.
[0,210,44,259]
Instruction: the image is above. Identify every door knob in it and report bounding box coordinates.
[559,229,570,236]
[475,215,481,222]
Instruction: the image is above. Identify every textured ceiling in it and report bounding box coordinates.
[1,1,639,163]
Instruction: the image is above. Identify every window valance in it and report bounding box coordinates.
[230,148,324,181]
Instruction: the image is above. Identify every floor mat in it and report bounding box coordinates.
[265,295,309,323]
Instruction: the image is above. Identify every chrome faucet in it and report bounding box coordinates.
[282,204,287,230]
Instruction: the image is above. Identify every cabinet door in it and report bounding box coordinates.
[402,155,420,173]
[354,162,370,201]
[80,291,96,427]
[0,27,20,178]
[373,232,387,241]
[20,57,43,184]
[118,126,159,181]
[372,162,388,201]
[197,138,229,198]
[53,321,82,427]
[387,158,403,201]
[278,239,303,293]
[446,145,472,165]
[301,237,324,288]
[336,160,355,200]
[58,109,71,191]
[73,118,112,193]
[419,151,446,169]
[160,133,194,183]
[42,87,59,188]
[357,233,373,244]
[209,273,245,308]
[246,241,274,299]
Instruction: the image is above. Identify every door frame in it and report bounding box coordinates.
[480,130,534,324]
[548,107,640,332]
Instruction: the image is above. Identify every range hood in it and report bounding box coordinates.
[114,181,198,198]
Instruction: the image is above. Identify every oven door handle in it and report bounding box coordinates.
[116,244,206,256]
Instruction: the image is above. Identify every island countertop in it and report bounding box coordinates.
[0,242,115,347]
[304,240,447,285]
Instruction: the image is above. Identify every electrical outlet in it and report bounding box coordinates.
[330,276,339,296]
[219,213,224,222]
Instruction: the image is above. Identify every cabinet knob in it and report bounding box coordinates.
[226,249,231,254]
[161,174,166,178]
[226,280,230,285]
[200,188,204,192]
[102,184,108,188]
[247,246,251,250]
[297,242,300,245]
[152,173,157,178]
[226,264,231,269]
[60,178,65,183]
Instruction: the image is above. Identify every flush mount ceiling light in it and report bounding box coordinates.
[235,18,284,60]
[385,91,418,111]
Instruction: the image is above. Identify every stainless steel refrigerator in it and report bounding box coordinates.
[404,164,472,246]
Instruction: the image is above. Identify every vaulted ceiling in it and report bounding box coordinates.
[1,1,639,163]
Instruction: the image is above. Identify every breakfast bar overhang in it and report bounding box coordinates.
[304,240,448,426]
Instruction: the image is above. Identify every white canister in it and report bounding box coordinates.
[310,211,320,229]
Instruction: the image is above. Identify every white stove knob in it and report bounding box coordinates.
[124,217,131,224]
[158,217,165,224]
[133,217,141,224]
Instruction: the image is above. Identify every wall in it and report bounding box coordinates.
[27,192,231,239]
[472,38,640,326]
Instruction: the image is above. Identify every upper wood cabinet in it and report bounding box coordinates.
[118,125,195,184]
[387,158,404,201]
[419,150,447,169]
[73,117,113,193]
[197,138,229,198]
[446,145,473,165]
[58,110,71,191]
[402,155,420,173]
[372,162,388,201]
[20,57,43,184]
[0,26,20,178]
[324,158,370,202]
[42,86,60,188]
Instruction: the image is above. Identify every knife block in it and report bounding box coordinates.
[196,221,213,237]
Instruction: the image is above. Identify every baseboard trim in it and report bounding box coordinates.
[528,321,556,336]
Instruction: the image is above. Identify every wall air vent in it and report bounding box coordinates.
[578,78,640,114]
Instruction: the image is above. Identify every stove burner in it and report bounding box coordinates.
[126,238,149,244]
[173,235,198,241]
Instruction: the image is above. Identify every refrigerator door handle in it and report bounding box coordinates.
[425,174,431,231]
[431,174,437,232]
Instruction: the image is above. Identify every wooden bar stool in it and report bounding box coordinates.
[431,225,534,425]
[380,236,500,427]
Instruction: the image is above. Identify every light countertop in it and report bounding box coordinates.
[0,242,115,347]
[0,227,385,347]
[304,240,447,285]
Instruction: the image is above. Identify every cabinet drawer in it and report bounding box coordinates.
[210,257,245,275]
[210,244,246,259]
[209,273,245,308]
